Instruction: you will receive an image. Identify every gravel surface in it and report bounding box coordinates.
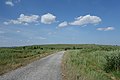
[0,51,65,80]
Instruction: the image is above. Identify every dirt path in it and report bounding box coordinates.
[0,51,65,80]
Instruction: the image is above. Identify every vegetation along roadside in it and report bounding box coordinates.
[62,45,120,80]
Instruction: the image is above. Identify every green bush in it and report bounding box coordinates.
[104,53,120,73]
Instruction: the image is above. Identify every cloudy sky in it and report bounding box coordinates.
[0,0,120,47]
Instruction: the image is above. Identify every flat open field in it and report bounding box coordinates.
[0,44,120,80]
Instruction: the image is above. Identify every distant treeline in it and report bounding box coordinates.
[0,44,120,51]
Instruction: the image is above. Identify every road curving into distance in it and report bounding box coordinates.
[0,51,65,80]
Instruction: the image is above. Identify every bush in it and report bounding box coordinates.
[104,53,120,73]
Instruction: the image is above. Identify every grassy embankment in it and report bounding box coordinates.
[62,45,120,80]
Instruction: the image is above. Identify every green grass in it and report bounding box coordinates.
[1,44,120,78]
[0,46,57,75]
[62,47,120,80]
[0,44,94,75]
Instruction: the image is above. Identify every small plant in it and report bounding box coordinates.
[104,53,120,73]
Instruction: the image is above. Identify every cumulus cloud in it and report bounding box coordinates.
[58,21,68,28]
[4,14,40,25]
[3,13,104,29]
[69,15,101,26]
[5,0,14,6]
[18,14,39,23]
[4,13,56,25]
[97,27,114,31]
[41,13,56,24]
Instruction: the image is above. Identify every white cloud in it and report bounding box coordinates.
[41,13,56,24]
[3,22,9,25]
[16,30,21,33]
[97,27,114,31]
[5,1,14,6]
[4,14,40,25]
[18,14,39,23]
[38,37,46,40]
[4,13,56,25]
[58,21,68,28]
[69,14,101,26]
[5,0,21,6]
[30,37,46,40]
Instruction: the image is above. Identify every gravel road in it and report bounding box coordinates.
[0,51,65,80]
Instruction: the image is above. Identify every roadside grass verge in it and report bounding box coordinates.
[62,49,120,80]
[0,48,56,75]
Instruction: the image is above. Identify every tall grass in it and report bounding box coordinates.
[62,48,120,80]
[104,52,120,71]
[1,44,120,77]
[0,47,56,75]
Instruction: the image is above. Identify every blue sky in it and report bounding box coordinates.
[0,0,120,47]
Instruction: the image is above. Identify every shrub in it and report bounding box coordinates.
[104,53,120,73]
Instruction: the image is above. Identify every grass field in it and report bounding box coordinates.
[62,45,120,80]
[0,44,95,75]
[0,45,59,75]
[0,44,88,75]
[1,44,120,80]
